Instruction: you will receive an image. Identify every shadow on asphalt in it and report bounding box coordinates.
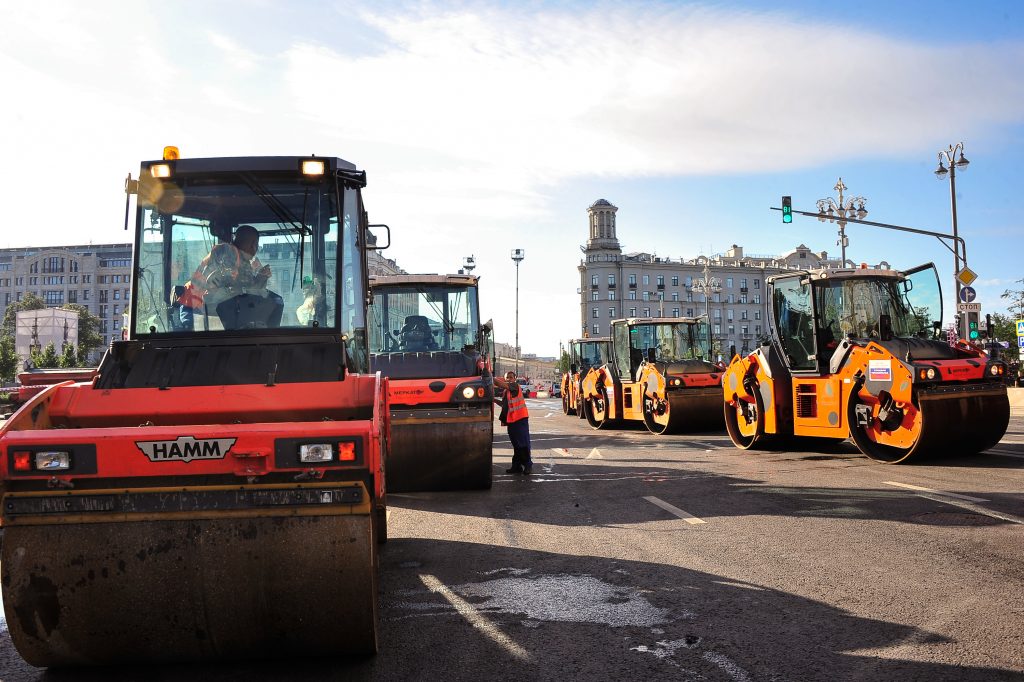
[23,539,1022,681]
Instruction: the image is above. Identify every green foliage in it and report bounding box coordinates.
[60,303,103,361]
[556,349,570,373]
[0,334,17,384]
[1,293,46,339]
[1001,280,1024,320]
[58,342,79,368]
[988,312,1017,343]
[31,341,61,369]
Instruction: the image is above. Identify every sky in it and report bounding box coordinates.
[2,0,1023,357]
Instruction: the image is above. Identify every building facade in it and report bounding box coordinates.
[578,199,843,359]
[0,244,133,359]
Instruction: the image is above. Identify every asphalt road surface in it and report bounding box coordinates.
[2,397,1023,681]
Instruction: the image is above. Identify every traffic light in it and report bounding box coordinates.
[966,311,980,340]
[782,196,793,223]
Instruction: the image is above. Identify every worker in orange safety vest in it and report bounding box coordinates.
[494,370,532,475]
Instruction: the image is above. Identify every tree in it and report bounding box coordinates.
[58,342,79,368]
[0,334,17,383]
[1001,280,1024,321]
[31,342,61,369]
[0,293,45,340]
[60,303,103,361]
[556,349,570,374]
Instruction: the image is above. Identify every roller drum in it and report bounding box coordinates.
[387,407,493,492]
[849,387,1010,464]
[2,514,378,667]
[644,388,724,434]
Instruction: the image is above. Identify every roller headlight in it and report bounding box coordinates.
[150,163,172,178]
[462,386,476,399]
[989,364,1003,377]
[671,378,682,386]
[35,451,71,470]
[918,367,937,381]
[299,443,334,463]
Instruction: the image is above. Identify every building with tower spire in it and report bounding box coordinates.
[577,199,847,359]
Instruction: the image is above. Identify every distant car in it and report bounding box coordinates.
[516,378,534,398]
[550,383,562,398]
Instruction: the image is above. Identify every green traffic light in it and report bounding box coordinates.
[782,196,793,224]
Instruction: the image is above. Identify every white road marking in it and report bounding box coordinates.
[989,449,1024,460]
[419,574,531,662]
[702,650,752,682]
[643,496,706,525]
[912,492,1024,525]
[550,447,572,457]
[883,481,988,502]
[586,448,603,459]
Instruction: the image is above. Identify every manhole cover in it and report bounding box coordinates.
[910,512,1000,527]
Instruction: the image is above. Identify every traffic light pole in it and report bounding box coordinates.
[771,206,969,273]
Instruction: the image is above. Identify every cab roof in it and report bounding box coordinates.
[370,274,479,287]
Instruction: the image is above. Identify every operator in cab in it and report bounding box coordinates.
[177,225,285,330]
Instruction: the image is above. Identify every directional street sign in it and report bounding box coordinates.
[956,267,978,287]
[1017,320,1024,336]
[956,302,981,313]
[958,286,977,303]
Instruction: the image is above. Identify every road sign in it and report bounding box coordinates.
[956,267,978,287]
[958,286,977,303]
[1017,320,1024,336]
[1018,336,1024,349]
[956,302,981,313]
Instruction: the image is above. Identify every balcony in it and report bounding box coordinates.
[628,283,637,288]
[607,283,616,289]
[591,283,599,289]
[740,287,748,293]
[657,284,665,290]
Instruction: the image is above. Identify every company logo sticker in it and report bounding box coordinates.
[868,360,892,382]
[136,436,237,463]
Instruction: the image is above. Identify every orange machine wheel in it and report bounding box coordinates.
[585,392,610,429]
[725,388,764,449]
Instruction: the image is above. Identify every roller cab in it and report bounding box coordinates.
[369,274,494,491]
[581,318,724,434]
[723,262,1009,462]
[0,153,387,666]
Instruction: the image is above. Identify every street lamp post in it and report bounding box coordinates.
[694,260,721,361]
[934,142,970,333]
[816,177,867,265]
[511,248,525,376]
[462,255,476,274]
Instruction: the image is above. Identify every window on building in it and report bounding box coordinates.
[642,275,649,286]
[728,325,735,335]
[15,277,23,286]
[671,292,679,301]
[608,291,616,301]
[83,289,90,300]
[628,291,636,300]
[741,310,748,320]
[753,279,760,289]
[29,262,38,273]
[714,324,721,334]
[113,305,120,316]
[726,277,733,288]
[592,291,599,301]
[4,293,9,305]
[83,275,91,283]
[742,325,749,336]
[727,294,734,303]
[124,289,130,300]
[685,276,692,287]
[29,277,37,285]
[741,278,748,289]
[656,275,664,286]
[714,310,722,320]
[753,294,761,304]
[671,276,679,286]
[44,290,63,304]
[114,290,121,300]
[70,260,79,273]
[101,321,108,334]
[643,308,650,317]
[642,291,649,301]
[592,308,599,319]
[125,274,131,283]
[740,295,748,304]
[686,308,694,316]
[754,311,761,320]
[68,290,77,303]
[608,274,616,286]
[672,308,680,318]
[713,293,721,303]
[100,290,109,303]
[15,292,22,301]
[100,305,108,318]
[591,274,598,286]
[628,274,637,286]
[592,324,600,335]
[755,325,761,334]
[629,307,637,317]
[686,292,693,302]
[727,309,734,322]
[608,307,616,318]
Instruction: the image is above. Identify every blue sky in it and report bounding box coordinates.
[1,1,1022,357]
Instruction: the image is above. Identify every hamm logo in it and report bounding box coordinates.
[136,437,237,463]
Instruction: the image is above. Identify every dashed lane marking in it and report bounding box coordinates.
[419,574,531,662]
[643,496,706,525]
[989,449,1024,460]
[882,481,988,503]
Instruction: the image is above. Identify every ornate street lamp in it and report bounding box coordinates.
[934,142,970,316]
[462,255,476,274]
[511,248,525,376]
[816,177,867,265]
[694,260,722,361]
